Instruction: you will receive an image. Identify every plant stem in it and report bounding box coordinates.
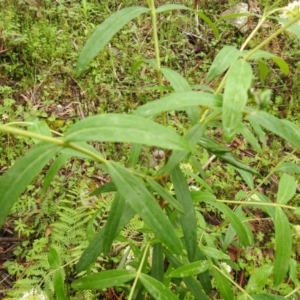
[148,0,167,126]
[216,200,296,210]
[128,243,150,300]
[244,14,300,61]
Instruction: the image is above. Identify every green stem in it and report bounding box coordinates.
[148,0,167,126]
[128,243,150,300]
[216,200,296,210]
[244,14,300,61]
[0,124,65,146]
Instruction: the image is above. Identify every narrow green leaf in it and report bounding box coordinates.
[89,182,117,196]
[159,122,207,176]
[72,270,136,290]
[191,191,216,203]
[212,268,233,300]
[26,118,52,144]
[48,247,67,300]
[162,68,191,92]
[294,207,300,215]
[246,50,289,75]
[223,59,252,142]
[76,6,149,76]
[206,45,240,82]
[238,123,262,153]
[198,135,230,153]
[245,264,273,293]
[107,161,183,255]
[156,4,189,13]
[171,166,197,261]
[250,294,286,300]
[257,60,270,81]
[103,193,126,254]
[218,152,260,175]
[209,202,250,247]
[276,174,296,204]
[275,162,300,173]
[274,207,292,285]
[128,144,143,168]
[197,11,219,39]
[168,260,212,278]
[76,202,135,273]
[223,206,253,250]
[276,18,300,41]
[151,243,164,282]
[199,246,230,260]
[236,168,254,189]
[0,143,60,227]
[247,111,300,149]
[42,153,69,193]
[139,273,177,300]
[65,114,191,152]
[248,118,266,145]
[161,68,198,124]
[164,249,209,299]
[146,178,184,213]
[135,92,221,118]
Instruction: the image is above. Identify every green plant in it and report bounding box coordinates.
[1,1,300,300]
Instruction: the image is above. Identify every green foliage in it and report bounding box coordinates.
[1,0,300,299]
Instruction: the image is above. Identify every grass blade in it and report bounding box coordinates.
[107,161,183,255]
[222,59,252,142]
[273,207,292,286]
[171,166,197,261]
[65,114,191,152]
[72,270,136,290]
[139,273,178,300]
[48,247,67,300]
[76,6,149,76]
[0,143,60,227]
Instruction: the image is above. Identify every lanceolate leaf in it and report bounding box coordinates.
[159,122,207,176]
[276,174,296,204]
[273,207,292,286]
[275,162,300,173]
[106,161,183,255]
[72,270,136,290]
[135,92,221,118]
[156,4,189,13]
[208,202,250,247]
[161,68,198,124]
[0,143,60,227]
[168,260,212,278]
[247,111,300,149]
[151,243,164,282]
[212,268,233,300]
[245,264,273,294]
[139,273,178,300]
[146,178,184,212]
[76,202,135,273]
[164,249,209,299]
[65,114,191,152]
[171,166,197,261]
[102,193,126,254]
[42,153,70,193]
[245,50,289,75]
[48,247,67,300]
[76,6,149,76]
[206,45,240,82]
[222,59,252,142]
